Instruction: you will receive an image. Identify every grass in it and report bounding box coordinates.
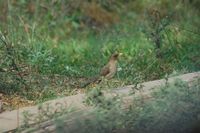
[0,0,200,107]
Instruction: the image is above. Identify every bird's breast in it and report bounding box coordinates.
[108,61,117,73]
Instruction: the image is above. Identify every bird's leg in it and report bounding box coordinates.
[104,78,111,88]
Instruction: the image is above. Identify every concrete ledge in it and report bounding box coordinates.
[0,72,200,132]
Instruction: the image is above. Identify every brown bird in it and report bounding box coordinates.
[81,52,122,88]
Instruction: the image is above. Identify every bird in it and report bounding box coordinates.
[80,52,122,88]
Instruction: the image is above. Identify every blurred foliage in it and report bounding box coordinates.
[20,78,200,132]
[66,79,200,133]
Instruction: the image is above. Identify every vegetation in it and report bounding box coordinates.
[0,0,200,109]
[78,79,200,133]
[20,78,200,133]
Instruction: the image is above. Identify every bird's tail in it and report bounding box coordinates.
[80,76,101,88]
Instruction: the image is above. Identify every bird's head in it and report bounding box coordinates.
[110,52,123,60]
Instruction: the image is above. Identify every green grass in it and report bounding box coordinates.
[0,0,200,103]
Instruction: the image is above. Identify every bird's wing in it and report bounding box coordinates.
[100,65,110,76]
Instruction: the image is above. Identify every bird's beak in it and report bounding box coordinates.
[119,53,123,56]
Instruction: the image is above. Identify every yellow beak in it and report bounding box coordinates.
[119,53,123,56]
